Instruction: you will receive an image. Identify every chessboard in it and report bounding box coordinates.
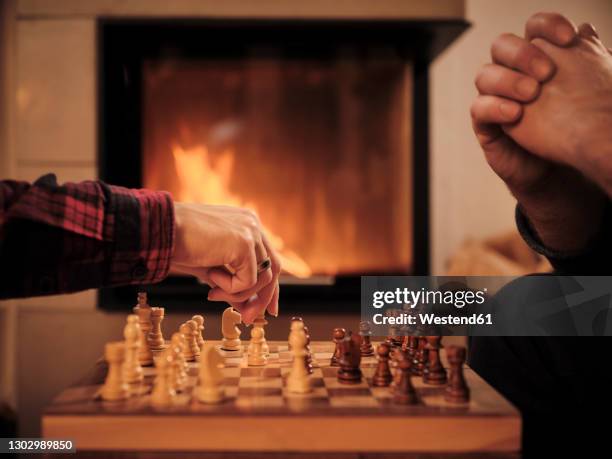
[43,340,520,457]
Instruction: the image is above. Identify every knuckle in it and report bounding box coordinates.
[491,33,513,55]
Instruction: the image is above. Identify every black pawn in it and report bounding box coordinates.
[393,355,417,405]
[337,333,362,384]
[330,327,346,366]
[372,343,392,387]
[445,345,470,403]
[423,336,447,386]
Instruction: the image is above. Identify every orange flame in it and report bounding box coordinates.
[172,145,312,278]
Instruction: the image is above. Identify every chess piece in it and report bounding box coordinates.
[148,307,166,351]
[192,315,206,350]
[372,342,393,387]
[247,327,267,366]
[330,327,346,366]
[185,320,201,359]
[359,321,374,357]
[423,336,447,385]
[413,337,427,376]
[168,333,188,392]
[287,324,311,393]
[407,336,418,359]
[195,344,225,404]
[101,342,129,401]
[393,355,417,405]
[122,315,144,386]
[303,325,313,374]
[133,292,150,314]
[445,345,470,403]
[391,347,407,387]
[252,313,270,356]
[179,322,196,362]
[134,301,153,366]
[337,332,362,384]
[221,306,242,351]
[151,351,176,407]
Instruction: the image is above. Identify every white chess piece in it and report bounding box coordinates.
[168,333,188,392]
[247,327,267,366]
[249,313,269,356]
[122,315,144,385]
[101,342,129,401]
[186,319,201,359]
[287,327,312,394]
[148,307,166,351]
[194,345,225,404]
[221,307,242,351]
[192,315,206,350]
[134,303,153,366]
[151,350,176,407]
[179,322,196,362]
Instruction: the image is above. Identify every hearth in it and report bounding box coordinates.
[98,19,468,310]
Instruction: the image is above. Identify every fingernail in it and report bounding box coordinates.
[530,58,552,81]
[556,24,575,44]
[516,77,538,99]
[499,102,520,120]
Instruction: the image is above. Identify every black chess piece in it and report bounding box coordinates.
[372,343,392,387]
[423,336,447,385]
[445,345,470,403]
[330,328,346,366]
[413,337,427,376]
[337,332,362,384]
[359,321,374,357]
[393,354,417,405]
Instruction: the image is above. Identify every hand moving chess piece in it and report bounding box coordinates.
[148,307,166,351]
[122,315,144,386]
[179,322,196,362]
[221,306,242,351]
[195,344,225,404]
[287,323,311,393]
[151,351,176,407]
[445,345,470,403]
[423,336,447,385]
[134,297,153,366]
[247,327,267,366]
[359,321,374,356]
[330,327,346,366]
[101,342,129,401]
[393,355,417,405]
[372,342,393,387]
[192,315,206,350]
[337,332,362,384]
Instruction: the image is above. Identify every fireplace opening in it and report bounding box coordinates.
[98,20,468,310]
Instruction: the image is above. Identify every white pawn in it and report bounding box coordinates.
[186,319,201,359]
[101,342,129,401]
[287,326,311,394]
[247,327,267,366]
[221,307,242,351]
[250,313,269,356]
[151,351,176,407]
[179,322,197,362]
[194,345,225,404]
[123,315,144,386]
[192,315,206,350]
[148,307,166,351]
[169,333,188,392]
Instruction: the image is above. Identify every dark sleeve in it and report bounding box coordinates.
[515,203,612,275]
[0,174,175,299]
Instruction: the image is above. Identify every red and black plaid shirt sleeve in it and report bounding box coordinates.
[0,174,175,299]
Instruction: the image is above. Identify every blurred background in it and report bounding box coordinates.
[0,0,611,437]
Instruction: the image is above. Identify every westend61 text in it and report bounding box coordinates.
[372,313,494,326]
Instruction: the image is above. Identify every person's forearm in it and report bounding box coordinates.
[0,174,175,299]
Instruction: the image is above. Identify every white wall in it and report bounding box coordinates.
[430,0,612,274]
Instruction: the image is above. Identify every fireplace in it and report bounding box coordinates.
[98,19,468,311]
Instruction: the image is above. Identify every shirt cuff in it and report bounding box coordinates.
[515,203,612,275]
[103,184,175,286]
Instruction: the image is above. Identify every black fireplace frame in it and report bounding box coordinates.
[97,18,469,312]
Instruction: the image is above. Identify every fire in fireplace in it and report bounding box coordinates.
[98,20,468,310]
